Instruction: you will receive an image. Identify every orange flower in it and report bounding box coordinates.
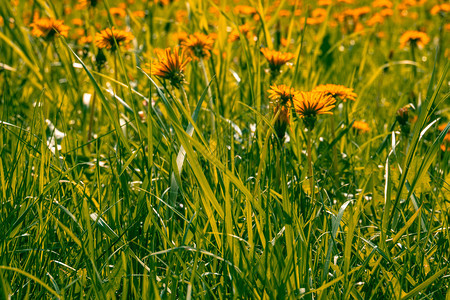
[438,123,447,132]
[30,18,69,40]
[294,92,336,117]
[399,31,430,49]
[372,0,393,8]
[182,33,215,60]
[439,125,450,151]
[380,8,393,16]
[132,11,146,18]
[268,84,300,107]
[110,7,127,18]
[366,13,384,26]
[352,121,370,133]
[268,85,300,139]
[228,23,253,42]
[312,84,357,102]
[318,0,332,6]
[77,0,100,9]
[261,48,294,74]
[294,92,336,130]
[95,27,134,51]
[306,8,327,25]
[71,18,83,26]
[430,4,450,15]
[175,10,188,23]
[172,31,189,45]
[233,5,257,16]
[154,0,173,6]
[78,35,93,45]
[279,10,291,17]
[145,47,191,88]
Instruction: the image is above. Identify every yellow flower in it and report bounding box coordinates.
[71,18,84,26]
[95,27,134,51]
[399,30,430,49]
[303,8,327,25]
[233,5,257,16]
[380,8,393,16]
[312,84,357,102]
[366,13,384,26]
[182,33,215,60]
[352,121,370,133]
[110,7,127,18]
[30,18,69,40]
[78,35,93,45]
[268,85,300,140]
[145,47,191,88]
[228,23,253,42]
[261,48,294,74]
[132,11,146,18]
[294,92,335,130]
[372,0,393,9]
[440,129,450,152]
[318,0,332,6]
[294,92,336,117]
[77,0,100,9]
[430,4,450,15]
[172,31,189,45]
[268,84,299,106]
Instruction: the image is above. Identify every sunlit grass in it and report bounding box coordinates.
[0,0,449,299]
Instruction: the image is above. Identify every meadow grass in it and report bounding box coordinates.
[0,0,450,299]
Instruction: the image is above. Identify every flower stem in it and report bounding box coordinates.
[112,52,121,124]
[307,130,314,198]
[41,42,51,88]
[410,43,417,78]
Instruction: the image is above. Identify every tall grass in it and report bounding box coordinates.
[1,0,449,299]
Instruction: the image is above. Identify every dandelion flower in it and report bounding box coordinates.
[430,4,450,15]
[146,47,191,88]
[380,8,394,16]
[110,7,127,18]
[268,84,299,106]
[268,85,300,140]
[312,84,357,102]
[233,5,257,16]
[30,18,69,40]
[372,0,393,9]
[228,23,253,42]
[318,0,332,6]
[396,104,413,135]
[77,0,100,9]
[78,35,93,45]
[352,121,370,133]
[95,27,134,51]
[182,33,215,60]
[440,129,450,151]
[261,48,294,75]
[305,8,328,25]
[366,13,384,26]
[399,31,430,49]
[132,11,146,18]
[172,31,189,45]
[294,92,336,130]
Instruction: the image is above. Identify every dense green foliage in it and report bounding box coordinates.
[0,0,449,298]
